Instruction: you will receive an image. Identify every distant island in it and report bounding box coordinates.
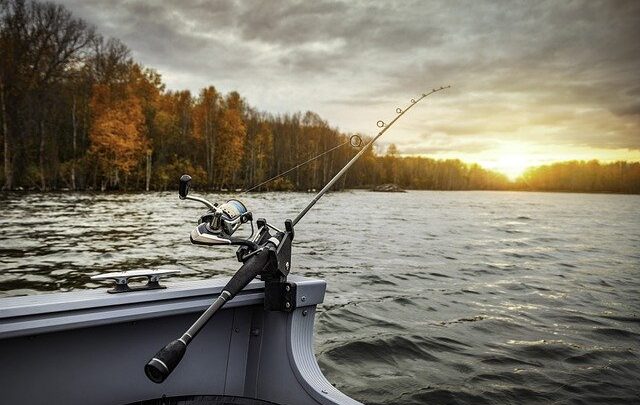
[1,0,639,194]
[372,184,406,192]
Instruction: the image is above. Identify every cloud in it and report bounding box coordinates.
[56,0,640,157]
[398,136,495,155]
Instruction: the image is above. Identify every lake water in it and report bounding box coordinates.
[1,190,639,404]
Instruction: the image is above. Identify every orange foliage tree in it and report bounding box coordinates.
[89,84,147,189]
[214,92,246,188]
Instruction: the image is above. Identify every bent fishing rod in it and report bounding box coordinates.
[144,86,450,383]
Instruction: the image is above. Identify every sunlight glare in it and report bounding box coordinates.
[479,144,541,180]
[493,153,533,180]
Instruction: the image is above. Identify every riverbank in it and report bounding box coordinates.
[1,186,639,195]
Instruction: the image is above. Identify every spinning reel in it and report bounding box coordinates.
[179,175,257,250]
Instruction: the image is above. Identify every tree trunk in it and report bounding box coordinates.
[205,114,212,185]
[145,149,151,191]
[0,80,11,190]
[211,129,218,185]
[295,130,300,189]
[71,96,77,190]
[114,167,119,189]
[39,119,46,191]
[205,136,211,184]
[92,163,97,190]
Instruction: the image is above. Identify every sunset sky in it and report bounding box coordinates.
[58,0,640,178]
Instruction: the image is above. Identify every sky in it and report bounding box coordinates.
[58,0,640,178]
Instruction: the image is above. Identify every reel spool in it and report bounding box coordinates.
[205,199,252,237]
[193,199,254,246]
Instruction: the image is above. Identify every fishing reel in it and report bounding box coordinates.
[146,175,296,384]
[179,175,256,250]
[178,173,293,278]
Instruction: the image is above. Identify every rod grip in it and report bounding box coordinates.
[144,339,187,383]
[223,247,272,299]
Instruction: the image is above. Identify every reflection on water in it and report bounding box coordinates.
[1,190,639,404]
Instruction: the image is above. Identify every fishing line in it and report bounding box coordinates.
[241,134,363,193]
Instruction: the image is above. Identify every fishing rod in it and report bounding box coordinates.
[144,86,450,383]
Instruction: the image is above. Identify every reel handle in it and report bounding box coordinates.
[178,174,216,210]
[179,174,191,199]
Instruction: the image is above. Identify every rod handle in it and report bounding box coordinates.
[144,339,187,383]
[224,247,272,298]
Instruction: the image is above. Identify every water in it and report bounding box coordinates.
[1,190,639,404]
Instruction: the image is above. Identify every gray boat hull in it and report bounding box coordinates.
[0,276,361,405]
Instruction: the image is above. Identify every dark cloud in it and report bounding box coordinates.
[57,0,640,155]
[612,102,640,117]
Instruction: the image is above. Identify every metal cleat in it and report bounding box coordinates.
[90,269,181,294]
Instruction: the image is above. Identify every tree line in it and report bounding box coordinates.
[516,161,640,194]
[1,0,639,194]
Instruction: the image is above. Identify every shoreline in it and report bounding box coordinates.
[1,188,638,196]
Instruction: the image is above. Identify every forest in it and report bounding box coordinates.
[1,0,639,194]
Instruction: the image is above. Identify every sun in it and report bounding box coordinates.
[478,144,542,180]
[492,153,533,180]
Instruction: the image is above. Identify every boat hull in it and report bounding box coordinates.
[0,276,361,405]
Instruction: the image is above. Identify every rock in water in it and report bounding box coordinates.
[372,184,406,192]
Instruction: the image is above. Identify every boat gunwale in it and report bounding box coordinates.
[0,275,326,339]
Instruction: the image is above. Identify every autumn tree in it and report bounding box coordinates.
[241,110,273,190]
[0,0,94,189]
[193,86,220,185]
[214,91,246,188]
[89,85,147,190]
[53,37,133,190]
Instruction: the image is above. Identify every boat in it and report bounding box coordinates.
[0,270,359,404]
